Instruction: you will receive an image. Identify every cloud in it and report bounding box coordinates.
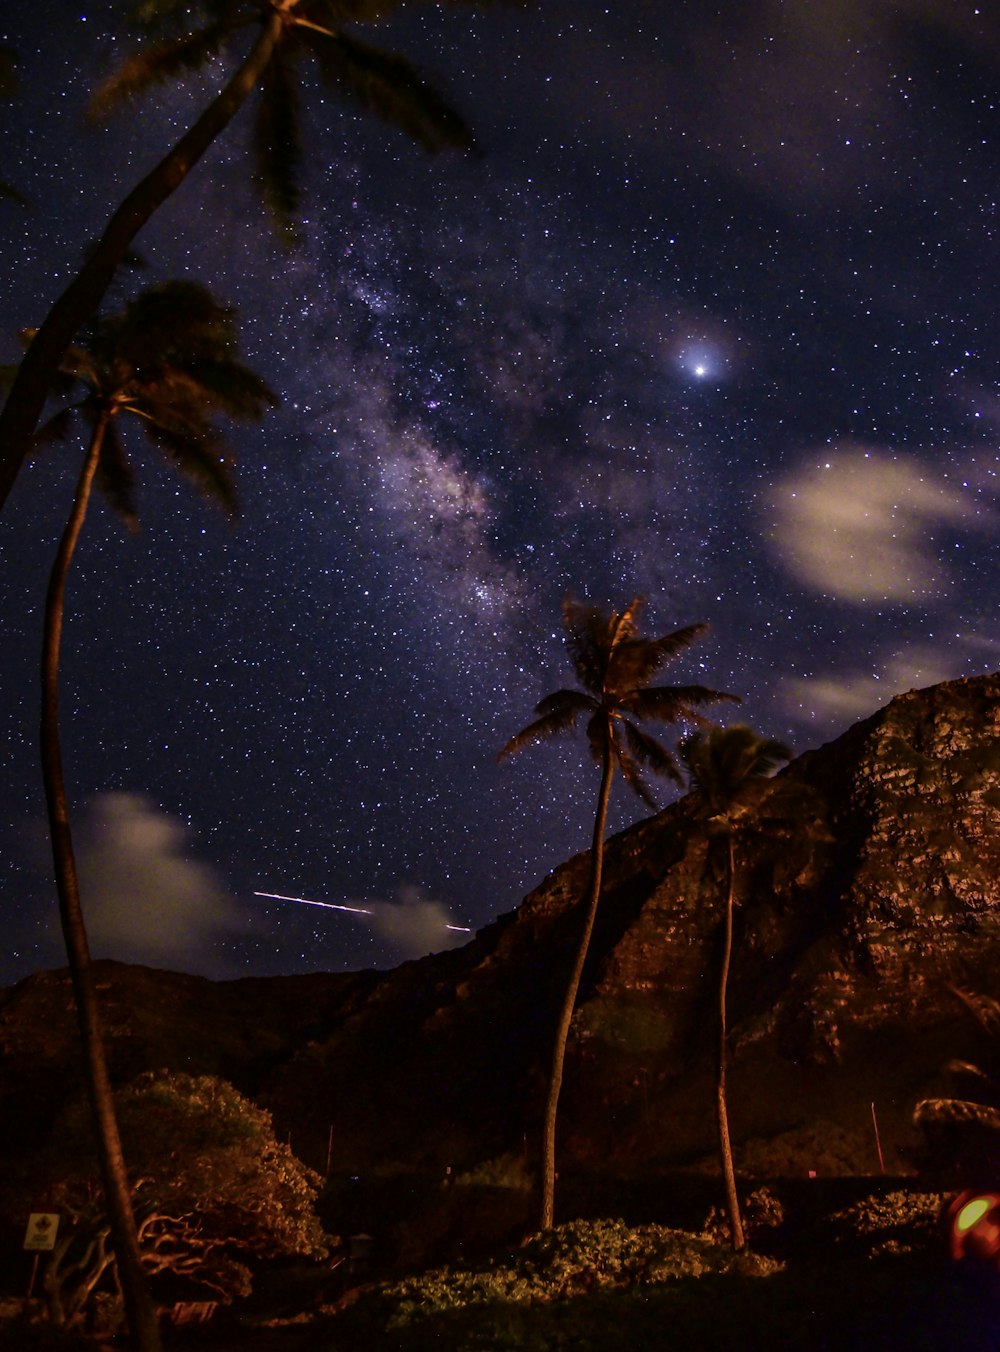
[364,884,470,964]
[781,646,960,729]
[765,445,977,604]
[74,793,241,973]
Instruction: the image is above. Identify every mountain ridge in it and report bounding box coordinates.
[2,673,998,1182]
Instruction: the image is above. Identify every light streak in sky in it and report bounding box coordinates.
[253,890,374,915]
[254,891,474,933]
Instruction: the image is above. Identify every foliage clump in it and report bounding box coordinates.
[367,1217,777,1330]
[453,1154,534,1192]
[702,1187,785,1248]
[827,1189,945,1257]
[13,1072,329,1328]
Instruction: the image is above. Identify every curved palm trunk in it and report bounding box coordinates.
[716,832,745,1251]
[0,13,283,513]
[539,735,615,1231]
[41,417,162,1352]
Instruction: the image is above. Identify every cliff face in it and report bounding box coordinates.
[2,675,998,1182]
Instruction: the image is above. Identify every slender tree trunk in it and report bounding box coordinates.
[40,418,163,1352]
[538,735,615,1231]
[0,13,283,513]
[716,832,745,1250]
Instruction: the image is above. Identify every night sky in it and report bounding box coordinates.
[1,1,997,984]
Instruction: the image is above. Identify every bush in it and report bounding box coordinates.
[359,1217,778,1332]
[826,1189,945,1257]
[10,1072,330,1328]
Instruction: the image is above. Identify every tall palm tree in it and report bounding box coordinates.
[0,0,507,510]
[0,45,25,205]
[499,595,739,1230]
[38,280,275,1352]
[679,724,791,1251]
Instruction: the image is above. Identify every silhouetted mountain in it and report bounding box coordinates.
[2,674,998,1184]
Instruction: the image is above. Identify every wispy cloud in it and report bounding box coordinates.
[765,445,977,604]
[363,884,470,964]
[75,793,241,974]
[782,647,959,727]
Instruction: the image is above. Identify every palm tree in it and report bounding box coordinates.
[499,595,739,1230]
[0,0,500,510]
[0,45,25,205]
[38,280,275,1352]
[679,724,791,1250]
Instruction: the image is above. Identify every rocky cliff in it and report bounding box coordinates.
[2,674,998,1183]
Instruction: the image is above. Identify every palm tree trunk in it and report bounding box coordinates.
[539,734,615,1231]
[716,832,745,1251]
[0,12,283,513]
[40,418,162,1352]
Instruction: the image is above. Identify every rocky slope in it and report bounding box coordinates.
[2,674,998,1184]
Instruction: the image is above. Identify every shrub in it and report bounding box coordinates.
[360,1217,778,1332]
[12,1072,330,1328]
[826,1189,945,1257]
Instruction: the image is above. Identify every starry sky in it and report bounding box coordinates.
[1,0,997,984]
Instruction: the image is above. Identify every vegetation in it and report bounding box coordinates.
[679,725,791,1250]
[377,1217,776,1318]
[914,988,1000,1182]
[499,595,737,1231]
[35,282,274,1352]
[0,0,496,512]
[327,1189,981,1352]
[12,1072,328,1332]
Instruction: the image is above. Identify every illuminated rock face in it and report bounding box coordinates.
[1,675,998,1180]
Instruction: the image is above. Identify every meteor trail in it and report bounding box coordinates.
[254,890,373,915]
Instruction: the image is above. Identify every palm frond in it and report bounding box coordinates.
[31,407,78,453]
[95,420,140,530]
[680,724,791,817]
[305,27,474,153]
[608,622,708,692]
[0,46,14,98]
[89,21,242,117]
[562,595,618,695]
[613,741,657,809]
[622,719,683,786]
[0,362,22,394]
[583,707,604,761]
[312,0,527,17]
[169,357,277,417]
[0,179,27,206]
[51,341,102,393]
[107,279,232,357]
[504,594,734,804]
[253,47,302,236]
[142,418,238,516]
[497,703,587,761]
[133,0,246,27]
[622,683,739,727]
[534,689,596,719]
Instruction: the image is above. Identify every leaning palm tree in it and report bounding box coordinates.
[37,280,275,1352]
[679,724,791,1250]
[0,0,509,509]
[499,595,739,1230]
[0,45,25,205]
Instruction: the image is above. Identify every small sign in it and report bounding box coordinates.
[23,1213,60,1252]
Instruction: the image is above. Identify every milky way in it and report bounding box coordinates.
[1,2,998,981]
